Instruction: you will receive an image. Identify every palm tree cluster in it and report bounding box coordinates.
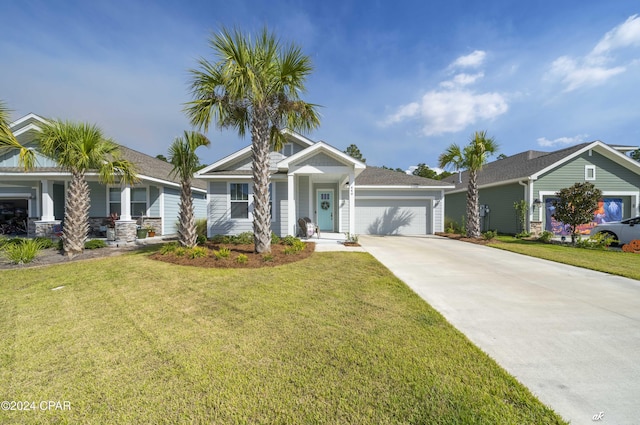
[185,26,320,253]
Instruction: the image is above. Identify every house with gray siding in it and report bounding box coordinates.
[442,141,640,236]
[196,130,453,237]
[0,113,207,240]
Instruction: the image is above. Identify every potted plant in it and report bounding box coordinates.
[136,225,147,239]
[145,224,156,237]
[105,213,118,241]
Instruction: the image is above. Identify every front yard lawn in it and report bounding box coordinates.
[490,236,640,280]
[0,250,565,424]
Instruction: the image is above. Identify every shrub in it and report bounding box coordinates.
[515,231,531,239]
[3,239,43,264]
[271,232,281,245]
[174,247,187,257]
[195,218,208,237]
[196,234,207,245]
[281,235,299,246]
[262,254,274,262]
[482,230,497,240]
[210,234,231,244]
[84,239,107,249]
[232,232,254,245]
[214,247,231,259]
[159,242,179,255]
[189,246,208,259]
[444,217,461,234]
[537,230,554,243]
[33,237,55,249]
[575,233,615,250]
[236,253,248,264]
[0,237,26,248]
[284,239,306,255]
[344,233,359,243]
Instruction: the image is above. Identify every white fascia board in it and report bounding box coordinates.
[137,174,207,193]
[278,142,365,170]
[9,113,48,129]
[195,146,252,176]
[194,174,253,180]
[356,185,455,190]
[445,177,533,194]
[13,123,43,137]
[0,171,69,178]
[281,128,315,147]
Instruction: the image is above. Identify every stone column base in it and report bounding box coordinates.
[34,220,63,239]
[115,220,137,243]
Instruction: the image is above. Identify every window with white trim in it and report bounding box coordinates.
[230,183,249,219]
[131,187,148,216]
[585,165,596,181]
[108,187,121,215]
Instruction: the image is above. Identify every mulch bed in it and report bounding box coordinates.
[434,232,492,245]
[0,246,137,270]
[149,242,316,268]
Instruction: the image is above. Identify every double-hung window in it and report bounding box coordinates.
[108,187,121,215]
[230,183,250,219]
[585,165,596,181]
[130,187,147,216]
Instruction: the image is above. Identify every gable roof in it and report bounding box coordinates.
[2,113,206,191]
[277,140,366,171]
[356,166,454,188]
[442,141,640,192]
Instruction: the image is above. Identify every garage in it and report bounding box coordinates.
[355,198,431,235]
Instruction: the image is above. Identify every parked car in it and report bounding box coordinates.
[590,217,640,246]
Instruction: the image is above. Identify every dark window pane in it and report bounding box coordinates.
[231,202,248,219]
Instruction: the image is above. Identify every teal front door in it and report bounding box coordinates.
[317,190,334,231]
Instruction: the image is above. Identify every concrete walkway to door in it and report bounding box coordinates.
[359,235,640,425]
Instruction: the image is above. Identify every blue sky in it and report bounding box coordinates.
[2,1,639,172]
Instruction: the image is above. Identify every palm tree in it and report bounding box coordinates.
[37,120,138,257]
[0,99,36,170]
[185,26,320,253]
[439,131,498,238]
[168,131,210,248]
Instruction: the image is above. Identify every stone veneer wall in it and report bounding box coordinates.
[530,221,543,236]
[33,220,63,239]
[136,217,162,235]
[116,220,137,243]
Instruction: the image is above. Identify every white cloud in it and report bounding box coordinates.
[440,72,484,89]
[416,89,508,136]
[383,102,420,125]
[590,14,640,57]
[547,15,640,92]
[537,134,589,147]
[450,50,486,68]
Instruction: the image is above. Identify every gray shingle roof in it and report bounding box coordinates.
[0,145,207,190]
[441,143,590,190]
[355,166,453,187]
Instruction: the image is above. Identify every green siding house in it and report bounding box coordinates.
[442,141,640,236]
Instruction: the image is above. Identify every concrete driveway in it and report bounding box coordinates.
[359,235,640,425]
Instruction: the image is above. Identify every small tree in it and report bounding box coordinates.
[552,182,602,244]
[344,144,365,162]
[412,163,438,179]
[513,200,528,234]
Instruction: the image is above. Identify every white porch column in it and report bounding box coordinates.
[288,174,296,236]
[40,179,55,221]
[120,185,132,221]
[348,172,355,234]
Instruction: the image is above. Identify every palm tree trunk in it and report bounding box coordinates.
[251,108,272,254]
[179,179,196,248]
[63,171,90,258]
[466,170,480,238]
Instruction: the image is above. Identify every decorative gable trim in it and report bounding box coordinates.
[530,141,640,179]
[277,141,365,171]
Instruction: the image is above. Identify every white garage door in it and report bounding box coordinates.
[355,199,431,235]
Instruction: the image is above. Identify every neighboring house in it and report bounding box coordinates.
[442,141,640,236]
[196,130,453,237]
[0,113,207,240]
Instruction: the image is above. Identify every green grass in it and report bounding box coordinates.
[490,236,640,280]
[0,251,565,424]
